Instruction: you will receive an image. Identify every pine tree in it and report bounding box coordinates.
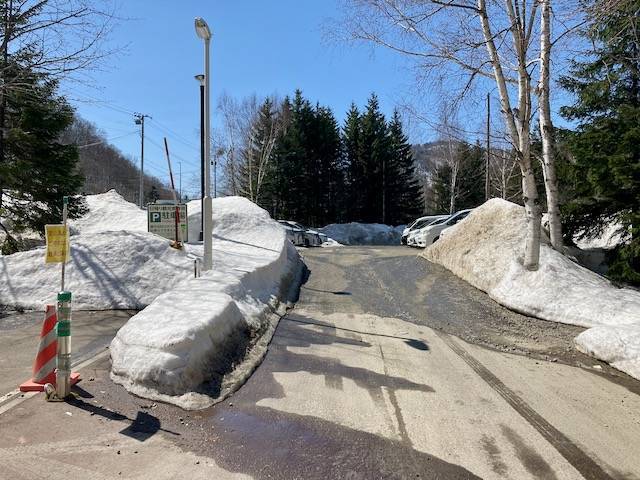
[560,2,640,284]
[312,105,343,225]
[455,141,485,210]
[430,162,453,214]
[387,110,423,224]
[0,70,85,253]
[342,103,364,221]
[360,93,389,223]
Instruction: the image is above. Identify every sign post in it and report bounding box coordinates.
[55,291,73,398]
[44,196,78,399]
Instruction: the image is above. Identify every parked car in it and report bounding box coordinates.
[277,221,306,246]
[279,220,323,247]
[410,209,473,247]
[401,215,448,245]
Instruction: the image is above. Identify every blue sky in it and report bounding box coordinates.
[64,0,412,197]
[63,1,580,198]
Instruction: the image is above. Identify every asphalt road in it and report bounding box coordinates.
[0,309,134,396]
[1,246,639,479]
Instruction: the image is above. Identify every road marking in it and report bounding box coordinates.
[437,331,615,480]
[0,349,111,416]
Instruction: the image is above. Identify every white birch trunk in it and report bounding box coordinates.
[478,0,541,269]
[538,0,563,250]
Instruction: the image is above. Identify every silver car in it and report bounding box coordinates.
[278,221,306,246]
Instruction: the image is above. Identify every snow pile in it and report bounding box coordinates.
[319,223,404,245]
[0,190,303,407]
[69,190,147,235]
[574,220,626,250]
[110,196,303,408]
[422,198,640,380]
[0,190,191,309]
[0,231,193,309]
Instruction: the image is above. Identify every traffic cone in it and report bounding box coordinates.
[19,305,79,392]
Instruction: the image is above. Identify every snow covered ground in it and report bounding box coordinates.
[574,220,626,250]
[319,222,405,245]
[0,191,190,310]
[422,198,640,380]
[0,190,303,407]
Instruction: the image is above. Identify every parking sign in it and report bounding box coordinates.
[147,203,188,242]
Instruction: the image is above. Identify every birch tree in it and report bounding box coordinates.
[538,0,563,249]
[337,0,580,268]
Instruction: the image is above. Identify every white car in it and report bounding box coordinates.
[402,215,448,245]
[410,209,473,247]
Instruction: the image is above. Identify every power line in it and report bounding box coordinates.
[148,118,200,153]
[76,131,138,149]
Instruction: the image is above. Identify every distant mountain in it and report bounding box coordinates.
[61,116,173,204]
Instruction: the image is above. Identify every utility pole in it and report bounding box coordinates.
[134,113,151,208]
[179,161,182,201]
[485,93,491,202]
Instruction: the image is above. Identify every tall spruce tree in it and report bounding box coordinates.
[456,141,485,210]
[359,93,389,223]
[560,2,640,284]
[387,110,423,224]
[430,162,453,214]
[312,105,343,225]
[342,103,364,221]
[0,70,85,253]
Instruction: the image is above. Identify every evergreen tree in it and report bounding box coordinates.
[0,70,85,253]
[387,110,423,224]
[359,93,389,223]
[342,103,364,221]
[312,105,343,225]
[456,141,485,210]
[430,162,453,214]
[145,185,160,204]
[560,2,640,284]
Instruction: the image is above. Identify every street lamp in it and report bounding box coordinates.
[194,74,205,242]
[194,17,213,271]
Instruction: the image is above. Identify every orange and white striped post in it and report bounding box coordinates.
[19,305,58,391]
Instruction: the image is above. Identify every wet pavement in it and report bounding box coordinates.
[1,246,639,479]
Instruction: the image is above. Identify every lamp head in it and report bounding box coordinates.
[194,74,205,85]
[194,18,212,40]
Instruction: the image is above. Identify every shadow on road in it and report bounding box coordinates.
[65,394,180,442]
[282,315,429,351]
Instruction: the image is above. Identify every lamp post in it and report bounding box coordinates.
[194,73,205,242]
[195,17,213,271]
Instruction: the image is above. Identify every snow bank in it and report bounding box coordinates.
[1,190,303,407]
[319,223,404,245]
[575,326,640,380]
[422,198,640,380]
[0,231,192,310]
[0,190,191,309]
[574,220,626,250]
[69,190,147,235]
[110,196,303,408]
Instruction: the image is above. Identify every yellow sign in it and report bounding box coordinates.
[45,224,70,264]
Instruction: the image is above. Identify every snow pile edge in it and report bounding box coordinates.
[422,198,640,380]
[109,198,304,409]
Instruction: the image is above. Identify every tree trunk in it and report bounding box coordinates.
[478,0,540,269]
[539,0,563,250]
[521,159,541,269]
